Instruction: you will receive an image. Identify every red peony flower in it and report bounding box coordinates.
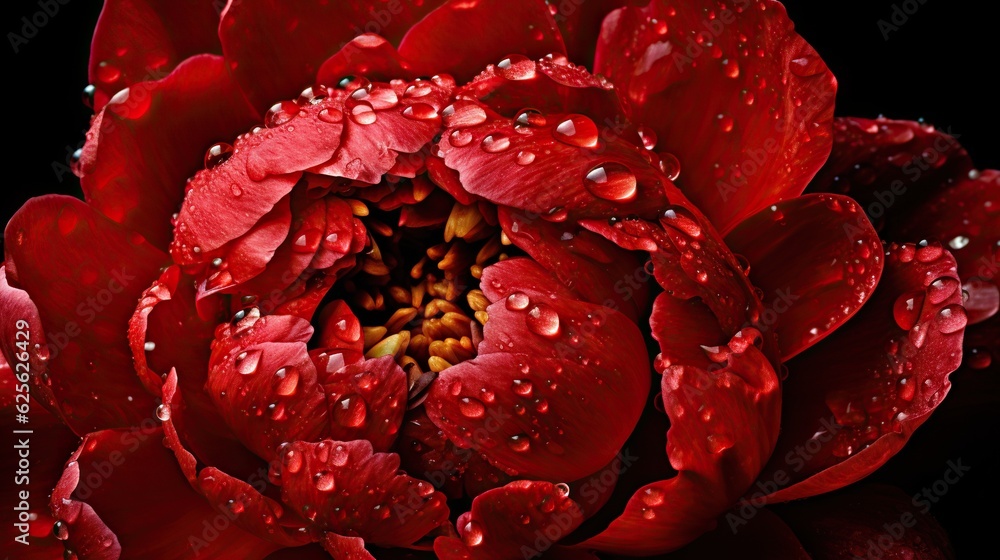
[2,1,996,559]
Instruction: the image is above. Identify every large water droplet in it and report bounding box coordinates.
[892,291,924,330]
[318,107,344,123]
[333,394,367,427]
[350,102,377,125]
[948,235,970,250]
[235,350,262,375]
[463,521,485,546]
[450,129,474,147]
[205,143,234,169]
[155,404,171,422]
[512,379,534,397]
[641,487,665,507]
[481,134,511,153]
[658,152,681,181]
[53,520,69,541]
[553,114,599,148]
[314,471,336,492]
[459,397,486,419]
[508,434,531,452]
[498,54,535,80]
[265,100,300,128]
[661,206,703,237]
[514,108,546,129]
[526,304,561,339]
[637,125,658,150]
[274,367,300,396]
[584,163,637,202]
[935,304,967,334]
[506,292,530,310]
[403,103,439,121]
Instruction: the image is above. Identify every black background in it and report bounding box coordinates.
[2,0,998,556]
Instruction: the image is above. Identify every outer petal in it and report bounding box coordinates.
[774,485,955,560]
[434,481,585,560]
[425,258,650,482]
[50,426,281,560]
[398,0,566,84]
[79,54,259,250]
[595,0,836,234]
[725,194,884,359]
[807,117,973,236]
[5,196,167,433]
[88,0,223,110]
[316,34,416,85]
[219,0,444,109]
[576,328,781,554]
[274,439,450,547]
[759,242,966,503]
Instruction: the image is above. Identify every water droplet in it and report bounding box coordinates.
[517,150,536,165]
[637,125,658,150]
[235,350,262,375]
[722,58,740,78]
[403,103,439,121]
[405,83,433,98]
[318,107,344,123]
[296,86,327,105]
[661,206,703,237]
[514,108,546,129]
[508,434,531,452]
[966,347,992,370]
[155,404,171,422]
[506,292,530,310]
[927,277,959,304]
[512,379,534,397]
[205,142,234,169]
[463,521,485,546]
[497,54,535,80]
[96,61,120,84]
[658,152,681,181]
[716,113,734,133]
[314,471,336,492]
[481,133,511,153]
[274,367,300,396]
[948,235,970,250]
[641,487,665,507]
[82,84,96,109]
[526,305,561,338]
[450,129,473,147]
[143,341,156,352]
[443,104,488,128]
[554,483,570,497]
[53,520,69,540]
[892,291,924,330]
[458,397,486,418]
[707,434,733,454]
[584,163,637,202]
[333,394,367,427]
[553,114,599,148]
[265,100,300,128]
[350,102,377,125]
[935,304,967,334]
[283,448,303,473]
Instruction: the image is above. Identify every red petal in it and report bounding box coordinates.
[896,170,1000,324]
[4,196,167,433]
[129,266,262,478]
[650,294,726,372]
[316,300,366,364]
[311,79,452,184]
[759,242,966,503]
[576,328,781,554]
[457,56,626,128]
[80,54,259,249]
[808,117,973,236]
[595,0,836,234]
[774,485,955,559]
[323,356,408,452]
[425,258,650,481]
[160,370,313,547]
[434,481,584,559]
[316,34,416,85]
[88,0,222,110]
[50,427,281,559]
[725,194,884,359]
[669,509,809,560]
[207,314,328,460]
[397,407,471,500]
[438,104,669,220]
[0,355,79,556]
[220,0,443,109]
[275,439,450,547]
[498,207,651,323]
[322,533,377,559]
[398,0,566,84]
